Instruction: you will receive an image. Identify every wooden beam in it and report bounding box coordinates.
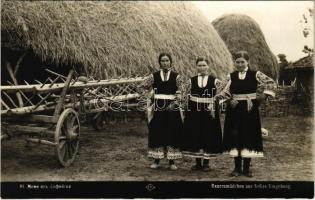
[1,100,10,110]
[5,61,24,107]
[28,115,56,123]
[14,52,26,76]
[0,77,147,93]
[6,81,34,106]
[49,75,61,88]
[1,93,139,115]
[25,138,56,146]
[10,125,48,133]
[34,80,42,84]
[3,114,56,124]
[44,69,67,79]
[1,101,56,115]
[2,91,18,108]
[53,70,74,117]
[33,93,52,110]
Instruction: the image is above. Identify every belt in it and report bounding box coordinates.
[154,94,176,100]
[232,93,256,112]
[232,93,257,100]
[190,96,214,103]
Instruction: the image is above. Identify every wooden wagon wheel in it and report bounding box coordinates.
[55,108,80,167]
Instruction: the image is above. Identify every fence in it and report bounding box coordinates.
[260,85,296,117]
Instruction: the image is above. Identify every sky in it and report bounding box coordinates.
[193,1,314,62]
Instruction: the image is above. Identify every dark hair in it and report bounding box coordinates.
[158,53,172,65]
[233,50,250,61]
[234,50,251,71]
[196,57,209,65]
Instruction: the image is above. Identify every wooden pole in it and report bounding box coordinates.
[33,93,52,110]
[1,101,55,115]
[1,93,140,115]
[2,91,18,108]
[0,77,147,93]
[6,52,26,106]
[6,81,34,106]
[5,61,24,107]
[45,69,67,79]
[25,138,56,146]
[53,70,74,118]
[14,52,26,76]
[49,76,61,88]
[1,100,10,110]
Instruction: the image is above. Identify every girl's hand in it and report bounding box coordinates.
[167,102,180,111]
[256,93,266,103]
[266,95,273,101]
[213,95,221,102]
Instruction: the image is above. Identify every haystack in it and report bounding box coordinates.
[1,1,234,82]
[212,14,279,79]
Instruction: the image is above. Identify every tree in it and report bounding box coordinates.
[302,45,313,55]
[300,8,314,55]
[277,54,288,66]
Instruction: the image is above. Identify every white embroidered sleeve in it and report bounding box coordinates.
[256,71,276,97]
[176,75,182,93]
[214,78,225,92]
[219,75,232,99]
[180,78,191,108]
[175,75,184,104]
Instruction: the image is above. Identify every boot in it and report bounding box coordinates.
[150,159,160,169]
[169,160,178,170]
[230,156,242,177]
[202,159,211,172]
[191,158,202,170]
[243,158,253,177]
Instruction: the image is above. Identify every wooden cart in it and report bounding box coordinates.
[1,69,146,167]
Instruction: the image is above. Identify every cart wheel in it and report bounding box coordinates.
[55,108,80,167]
[92,112,107,131]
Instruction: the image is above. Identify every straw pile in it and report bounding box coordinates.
[1,1,234,80]
[212,14,279,79]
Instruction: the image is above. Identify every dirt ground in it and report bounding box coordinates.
[1,114,313,181]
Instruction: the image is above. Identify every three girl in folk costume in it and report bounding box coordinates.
[137,51,276,176]
[181,57,225,171]
[138,53,183,170]
[222,50,276,177]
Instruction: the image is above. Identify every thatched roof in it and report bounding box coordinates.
[212,14,279,79]
[1,1,234,80]
[286,54,314,71]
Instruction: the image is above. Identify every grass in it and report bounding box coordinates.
[1,115,313,181]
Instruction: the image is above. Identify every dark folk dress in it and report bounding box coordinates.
[223,70,263,158]
[148,71,182,160]
[182,75,223,158]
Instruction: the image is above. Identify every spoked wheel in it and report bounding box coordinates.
[92,112,107,131]
[55,108,80,167]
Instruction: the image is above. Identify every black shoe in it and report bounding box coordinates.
[230,170,241,177]
[202,165,211,172]
[191,165,202,171]
[243,170,253,177]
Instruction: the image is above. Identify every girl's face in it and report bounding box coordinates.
[235,57,248,72]
[196,61,209,75]
[159,56,171,71]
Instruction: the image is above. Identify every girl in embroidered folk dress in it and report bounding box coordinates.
[138,53,183,170]
[181,57,224,171]
[222,51,276,177]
